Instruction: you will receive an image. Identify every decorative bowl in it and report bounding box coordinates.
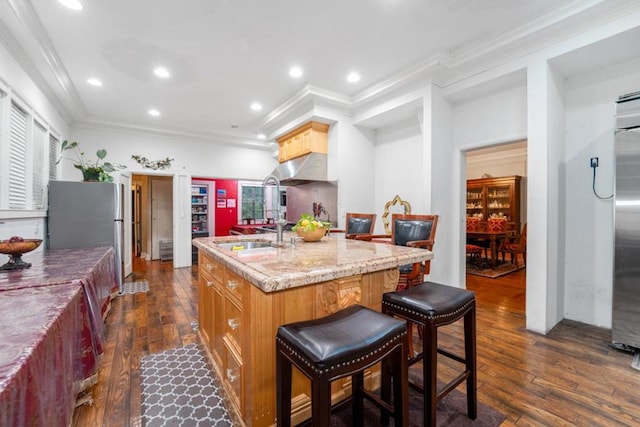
[0,238,42,255]
[296,227,327,242]
[0,238,42,270]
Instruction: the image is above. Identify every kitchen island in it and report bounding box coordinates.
[193,233,432,426]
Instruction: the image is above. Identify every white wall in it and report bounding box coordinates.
[331,118,377,229]
[373,120,423,233]
[67,126,276,181]
[452,84,528,149]
[563,58,640,328]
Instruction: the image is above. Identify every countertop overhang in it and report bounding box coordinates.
[193,233,433,293]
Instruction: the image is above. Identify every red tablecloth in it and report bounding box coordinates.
[0,246,118,426]
[0,285,88,426]
[0,246,117,354]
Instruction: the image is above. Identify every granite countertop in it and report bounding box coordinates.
[193,232,433,293]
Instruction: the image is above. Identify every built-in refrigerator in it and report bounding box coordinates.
[47,180,124,293]
[612,91,640,370]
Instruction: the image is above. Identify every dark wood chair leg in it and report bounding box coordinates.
[393,343,409,427]
[464,306,477,419]
[311,379,331,427]
[276,349,292,427]
[352,372,364,427]
[380,353,391,426]
[423,320,438,427]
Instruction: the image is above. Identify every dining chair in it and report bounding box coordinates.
[466,217,487,259]
[357,213,438,290]
[344,213,376,239]
[499,223,527,267]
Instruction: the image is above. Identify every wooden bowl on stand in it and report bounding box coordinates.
[0,238,43,270]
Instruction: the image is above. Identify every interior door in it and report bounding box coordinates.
[150,177,173,260]
[117,172,133,278]
[132,184,142,257]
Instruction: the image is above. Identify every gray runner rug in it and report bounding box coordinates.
[140,344,232,427]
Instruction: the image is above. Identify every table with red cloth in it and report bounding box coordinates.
[0,246,118,426]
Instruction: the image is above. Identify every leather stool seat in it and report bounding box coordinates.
[276,304,409,427]
[382,282,477,427]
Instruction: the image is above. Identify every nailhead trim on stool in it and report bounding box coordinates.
[275,304,409,427]
[382,281,477,427]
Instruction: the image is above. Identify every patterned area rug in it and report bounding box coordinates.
[330,362,507,426]
[466,258,525,278]
[120,280,149,294]
[140,345,505,426]
[140,344,232,426]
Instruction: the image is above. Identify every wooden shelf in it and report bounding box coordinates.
[466,175,521,229]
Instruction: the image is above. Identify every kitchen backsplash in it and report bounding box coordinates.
[285,182,337,226]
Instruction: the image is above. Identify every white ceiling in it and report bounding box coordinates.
[0,0,628,146]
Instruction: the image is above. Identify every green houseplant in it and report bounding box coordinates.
[57,140,125,182]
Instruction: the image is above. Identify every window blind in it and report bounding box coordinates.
[32,122,46,209]
[49,134,59,181]
[9,101,27,209]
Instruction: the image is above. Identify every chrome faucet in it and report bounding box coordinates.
[262,175,286,245]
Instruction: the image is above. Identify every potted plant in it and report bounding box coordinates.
[57,140,125,182]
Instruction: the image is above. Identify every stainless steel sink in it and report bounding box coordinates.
[217,241,273,251]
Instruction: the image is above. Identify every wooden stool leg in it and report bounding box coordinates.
[465,305,478,419]
[352,372,364,427]
[392,342,409,427]
[276,349,292,427]
[311,378,331,427]
[380,355,391,426]
[423,321,437,427]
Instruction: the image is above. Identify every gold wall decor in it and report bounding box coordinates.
[382,195,411,234]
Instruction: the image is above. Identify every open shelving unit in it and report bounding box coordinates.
[192,184,209,263]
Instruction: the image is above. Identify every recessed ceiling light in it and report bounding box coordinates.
[87,78,102,87]
[154,67,170,78]
[257,133,266,140]
[58,0,83,10]
[289,67,303,78]
[250,102,263,111]
[148,109,160,117]
[347,72,361,83]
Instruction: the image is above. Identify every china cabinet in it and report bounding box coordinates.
[466,175,522,229]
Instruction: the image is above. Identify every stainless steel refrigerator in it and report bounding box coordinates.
[612,91,640,369]
[47,180,124,293]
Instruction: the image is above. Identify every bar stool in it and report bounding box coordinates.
[276,304,409,427]
[381,282,477,427]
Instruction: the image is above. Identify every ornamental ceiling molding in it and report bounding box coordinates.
[0,19,74,123]
[74,119,274,151]
[5,0,638,146]
[5,0,87,122]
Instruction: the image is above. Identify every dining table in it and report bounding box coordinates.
[466,230,514,267]
[0,246,118,427]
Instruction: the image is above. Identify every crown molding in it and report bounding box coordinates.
[7,0,87,121]
[448,0,606,67]
[0,18,74,123]
[264,1,638,129]
[74,119,273,151]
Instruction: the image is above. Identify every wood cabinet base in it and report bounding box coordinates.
[198,251,399,426]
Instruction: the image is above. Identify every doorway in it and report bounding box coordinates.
[131,174,174,261]
[464,140,527,310]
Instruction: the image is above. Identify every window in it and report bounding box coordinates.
[0,83,61,215]
[9,101,28,209]
[241,184,263,220]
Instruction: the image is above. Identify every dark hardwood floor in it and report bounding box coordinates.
[72,257,640,426]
